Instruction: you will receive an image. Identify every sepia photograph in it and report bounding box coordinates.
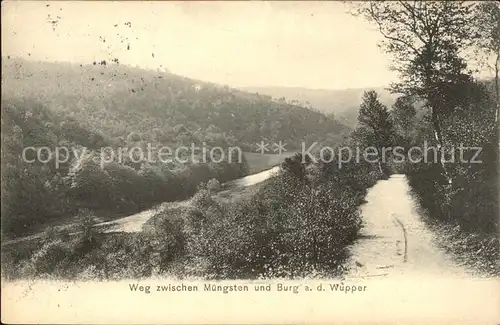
[1,1,499,324]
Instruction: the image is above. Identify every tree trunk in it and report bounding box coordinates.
[376,146,387,178]
[431,108,443,147]
[495,52,499,123]
[429,101,452,185]
[378,161,384,175]
[423,59,452,186]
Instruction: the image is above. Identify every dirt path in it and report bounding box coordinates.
[346,174,473,279]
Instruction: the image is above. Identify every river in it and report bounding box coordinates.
[84,168,484,281]
[2,168,485,281]
[4,171,498,324]
[224,165,280,187]
[96,165,282,233]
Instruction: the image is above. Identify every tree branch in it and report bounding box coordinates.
[368,2,421,56]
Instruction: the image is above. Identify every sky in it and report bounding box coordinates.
[0,1,491,90]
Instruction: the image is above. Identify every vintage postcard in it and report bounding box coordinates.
[1,1,499,324]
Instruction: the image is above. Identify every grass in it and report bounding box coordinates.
[429,222,499,276]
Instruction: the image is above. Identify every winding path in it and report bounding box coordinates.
[346,174,473,279]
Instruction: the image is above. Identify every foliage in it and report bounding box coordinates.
[177,152,380,279]
[352,1,474,96]
[355,91,395,176]
[352,1,478,184]
[206,178,221,193]
[0,95,248,237]
[1,58,350,150]
[4,143,381,280]
[357,91,395,149]
[405,79,498,273]
[471,1,500,121]
[431,223,499,276]
[0,58,353,237]
[391,95,417,145]
[352,1,499,274]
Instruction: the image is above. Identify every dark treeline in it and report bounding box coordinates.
[1,79,381,279]
[1,57,380,277]
[402,78,499,273]
[1,61,379,279]
[2,148,382,280]
[1,97,248,238]
[2,1,499,280]
[1,57,351,238]
[353,1,499,274]
[2,58,350,150]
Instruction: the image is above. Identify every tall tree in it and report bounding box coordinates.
[391,96,417,143]
[357,91,394,175]
[352,1,476,184]
[472,1,500,122]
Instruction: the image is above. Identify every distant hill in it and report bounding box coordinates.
[240,86,399,127]
[1,57,353,236]
[2,58,351,150]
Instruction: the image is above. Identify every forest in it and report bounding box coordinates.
[1,1,499,279]
[1,58,350,238]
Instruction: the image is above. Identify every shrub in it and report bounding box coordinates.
[24,239,73,277]
[207,178,221,192]
[190,189,216,211]
[180,150,376,279]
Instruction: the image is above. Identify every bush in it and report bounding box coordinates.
[22,240,72,277]
[179,151,378,279]
[207,178,221,192]
[190,189,216,211]
[405,79,499,276]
